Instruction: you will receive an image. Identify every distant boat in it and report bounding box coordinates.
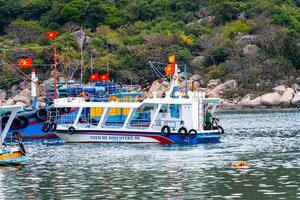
[0,105,29,165]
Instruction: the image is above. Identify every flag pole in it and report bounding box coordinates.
[53,42,58,99]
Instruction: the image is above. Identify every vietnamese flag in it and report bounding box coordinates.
[164,63,175,75]
[47,31,57,39]
[99,72,109,81]
[89,72,99,81]
[18,57,33,68]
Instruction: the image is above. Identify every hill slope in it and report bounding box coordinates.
[0,0,300,98]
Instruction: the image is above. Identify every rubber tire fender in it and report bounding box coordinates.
[11,118,21,130]
[161,125,171,136]
[67,126,76,135]
[42,121,51,132]
[188,129,197,138]
[178,127,188,138]
[217,125,225,134]
[50,122,57,132]
[18,116,29,129]
[36,108,48,121]
[1,116,9,130]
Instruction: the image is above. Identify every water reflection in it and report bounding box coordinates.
[0,109,299,199]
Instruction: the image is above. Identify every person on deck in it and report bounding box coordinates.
[204,104,213,130]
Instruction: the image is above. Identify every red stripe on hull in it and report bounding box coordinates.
[22,134,57,139]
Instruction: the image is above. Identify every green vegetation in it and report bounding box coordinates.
[0,0,299,95]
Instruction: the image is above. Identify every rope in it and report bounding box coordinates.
[0,52,54,100]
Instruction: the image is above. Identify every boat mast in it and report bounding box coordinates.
[80,27,84,83]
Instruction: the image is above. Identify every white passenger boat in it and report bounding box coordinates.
[53,57,224,144]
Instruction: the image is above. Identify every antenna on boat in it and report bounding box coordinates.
[80,27,84,83]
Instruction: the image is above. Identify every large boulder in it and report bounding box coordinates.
[189,74,205,87]
[10,85,19,97]
[207,79,221,89]
[273,85,286,95]
[5,99,15,106]
[279,88,294,107]
[16,102,26,107]
[238,94,251,107]
[19,89,31,98]
[243,45,259,56]
[206,80,238,98]
[189,74,202,82]
[148,80,169,98]
[291,93,300,105]
[261,92,281,106]
[13,94,31,106]
[292,84,300,92]
[238,94,262,108]
[295,77,300,85]
[248,96,262,108]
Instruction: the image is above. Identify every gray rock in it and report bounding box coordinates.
[207,79,221,89]
[291,93,300,105]
[243,45,259,56]
[248,96,262,108]
[292,84,300,92]
[261,92,281,106]
[10,85,19,97]
[273,85,286,95]
[5,99,15,106]
[19,89,31,98]
[279,88,294,107]
[13,94,31,106]
[15,102,26,107]
[295,77,300,85]
[189,74,202,82]
[206,80,238,98]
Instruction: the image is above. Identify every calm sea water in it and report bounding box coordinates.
[0,109,299,199]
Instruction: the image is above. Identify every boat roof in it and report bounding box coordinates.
[0,105,23,115]
[54,96,220,108]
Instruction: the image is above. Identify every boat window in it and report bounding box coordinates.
[104,107,130,127]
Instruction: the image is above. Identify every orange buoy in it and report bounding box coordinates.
[231,161,249,168]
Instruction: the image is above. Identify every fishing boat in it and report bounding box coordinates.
[1,69,142,140]
[52,58,225,144]
[0,105,29,165]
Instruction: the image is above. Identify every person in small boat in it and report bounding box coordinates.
[204,104,213,130]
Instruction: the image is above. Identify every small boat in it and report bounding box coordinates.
[0,105,29,165]
[52,59,225,145]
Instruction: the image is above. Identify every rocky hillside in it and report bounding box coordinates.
[0,0,300,104]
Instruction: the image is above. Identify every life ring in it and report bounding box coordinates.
[42,121,51,132]
[36,108,48,121]
[188,129,197,138]
[50,122,57,132]
[217,125,225,134]
[67,126,76,135]
[178,127,188,138]
[161,125,171,136]
[1,116,9,130]
[18,116,29,129]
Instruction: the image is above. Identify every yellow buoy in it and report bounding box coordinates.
[231,161,249,168]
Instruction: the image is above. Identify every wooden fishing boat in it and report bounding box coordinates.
[0,105,29,165]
